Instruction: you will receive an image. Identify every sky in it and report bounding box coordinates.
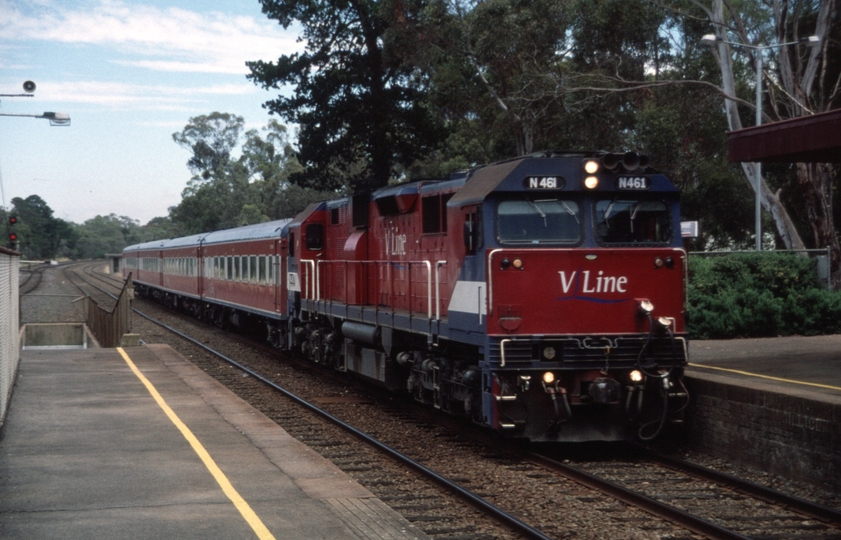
[0,0,302,225]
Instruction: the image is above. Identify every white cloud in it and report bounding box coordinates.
[0,0,300,75]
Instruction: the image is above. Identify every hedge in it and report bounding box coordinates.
[686,252,841,339]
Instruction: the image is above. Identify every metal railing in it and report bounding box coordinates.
[81,274,133,347]
[300,259,449,320]
[0,248,20,428]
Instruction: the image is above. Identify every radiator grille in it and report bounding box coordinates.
[491,335,686,369]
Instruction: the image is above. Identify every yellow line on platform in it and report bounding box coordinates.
[687,362,841,392]
[117,347,276,540]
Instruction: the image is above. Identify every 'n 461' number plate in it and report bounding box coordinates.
[617,176,651,190]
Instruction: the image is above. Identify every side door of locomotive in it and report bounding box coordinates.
[275,238,288,314]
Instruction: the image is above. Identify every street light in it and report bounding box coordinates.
[0,111,71,126]
[702,33,821,250]
[1,82,70,126]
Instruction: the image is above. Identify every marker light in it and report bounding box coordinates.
[584,160,599,174]
[512,258,523,269]
[584,176,599,189]
[630,370,643,383]
[542,346,556,360]
[543,372,555,384]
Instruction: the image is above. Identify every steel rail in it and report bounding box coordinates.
[131,307,556,540]
[525,451,751,540]
[136,294,745,540]
[74,264,755,539]
[636,446,841,527]
[75,263,839,539]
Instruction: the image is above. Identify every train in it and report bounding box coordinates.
[123,152,689,442]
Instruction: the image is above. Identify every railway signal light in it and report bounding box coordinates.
[8,216,19,248]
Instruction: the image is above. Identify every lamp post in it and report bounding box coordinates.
[701,33,820,251]
[1,82,70,126]
[0,111,71,126]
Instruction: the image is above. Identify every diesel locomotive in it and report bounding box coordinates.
[123,152,689,442]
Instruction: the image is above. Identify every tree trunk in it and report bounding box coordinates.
[738,162,807,251]
[797,163,841,289]
[708,0,806,251]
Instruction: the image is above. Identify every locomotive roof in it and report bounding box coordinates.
[448,153,676,207]
[123,218,292,253]
[448,158,526,207]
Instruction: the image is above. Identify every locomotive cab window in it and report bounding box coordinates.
[497,199,581,245]
[422,193,453,234]
[595,199,671,245]
[305,223,324,251]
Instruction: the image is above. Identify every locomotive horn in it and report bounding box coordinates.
[23,80,36,93]
[602,153,621,170]
[622,152,640,171]
[638,154,650,169]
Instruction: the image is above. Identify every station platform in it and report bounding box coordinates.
[688,334,841,397]
[0,344,429,540]
[683,335,841,493]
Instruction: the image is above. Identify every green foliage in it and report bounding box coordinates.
[169,114,333,234]
[172,113,246,180]
[73,214,145,259]
[246,0,446,191]
[687,253,841,339]
[7,195,77,260]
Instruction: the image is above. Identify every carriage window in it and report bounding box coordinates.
[259,255,266,284]
[595,199,671,245]
[497,199,581,244]
[250,256,258,282]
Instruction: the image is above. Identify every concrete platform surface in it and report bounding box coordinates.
[0,344,429,540]
[689,334,841,398]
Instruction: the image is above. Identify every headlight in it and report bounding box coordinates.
[542,346,556,360]
[584,160,599,174]
[630,370,643,383]
[543,372,555,384]
[584,176,599,189]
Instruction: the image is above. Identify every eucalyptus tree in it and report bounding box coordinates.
[171,112,246,181]
[170,114,329,233]
[692,0,840,285]
[400,0,674,159]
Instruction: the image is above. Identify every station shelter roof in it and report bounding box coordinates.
[728,108,841,163]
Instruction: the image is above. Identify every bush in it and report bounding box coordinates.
[687,252,841,339]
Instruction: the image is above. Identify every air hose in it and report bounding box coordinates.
[635,314,681,441]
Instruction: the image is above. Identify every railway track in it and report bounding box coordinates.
[18,261,49,294]
[73,261,841,539]
[527,448,841,539]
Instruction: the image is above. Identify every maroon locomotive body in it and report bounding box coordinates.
[125,152,688,442]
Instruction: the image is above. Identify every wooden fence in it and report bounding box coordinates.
[83,274,133,347]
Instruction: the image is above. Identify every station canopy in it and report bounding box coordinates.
[728,108,841,163]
